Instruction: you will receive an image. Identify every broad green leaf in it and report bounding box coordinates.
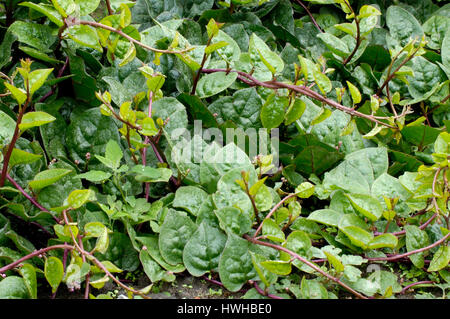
[44,257,64,294]
[317,33,350,58]
[8,148,42,168]
[310,108,332,126]
[76,170,112,183]
[249,33,284,74]
[19,111,56,131]
[105,140,123,170]
[139,249,174,283]
[284,230,311,257]
[260,93,289,130]
[324,251,344,273]
[172,186,208,216]
[441,25,450,69]
[295,182,315,198]
[9,21,57,52]
[307,209,343,227]
[340,226,374,249]
[0,276,30,299]
[28,69,54,96]
[262,219,285,242]
[218,233,257,292]
[67,25,103,52]
[285,98,306,126]
[183,222,227,277]
[19,264,37,299]
[28,168,72,192]
[345,193,383,222]
[212,30,241,62]
[346,81,361,104]
[196,72,238,98]
[4,83,27,106]
[93,227,109,254]
[0,111,16,148]
[368,234,398,250]
[66,189,96,209]
[260,260,292,275]
[405,225,429,268]
[428,246,450,272]
[159,210,197,265]
[19,2,63,27]
[215,207,252,236]
[386,6,424,46]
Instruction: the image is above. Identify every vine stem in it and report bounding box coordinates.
[72,19,192,55]
[366,232,450,262]
[400,281,434,294]
[376,45,421,96]
[201,68,396,129]
[142,91,154,201]
[253,193,297,238]
[244,235,369,299]
[105,0,113,15]
[342,1,360,66]
[0,97,29,187]
[294,0,323,33]
[249,280,284,299]
[0,244,74,274]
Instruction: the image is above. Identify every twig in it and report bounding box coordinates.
[201,68,396,129]
[366,232,450,262]
[253,193,297,238]
[72,19,192,55]
[400,281,434,294]
[105,0,113,15]
[244,235,369,299]
[342,1,360,66]
[294,0,323,33]
[0,244,74,274]
[250,280,284,299]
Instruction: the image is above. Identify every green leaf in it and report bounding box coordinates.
[19,112,56,131]
[262,219,285,242]
[159,210,197,265]
[386,6,424,46]
[218,233,257,292]
[183,222,227,277]
[44,257,64,294]
[196,72,238,98]
[345,193,383,222]
[9,148,42,168]
[285,98,306,126]
[405,225,429,268]
[28,69,54,96]
[67,25,103,52]
[0,276,30,299]
[340,226,374,249]
[324,251,344,273]
[307,209,343,227]
[368,233,398,250]
[428,246,450,272]
[317,33,350,58]
[249,33,284,74]
[260,93,289,129]
[66,189,96,209]
[346,81,361,105]
[172,186,208,216]
[19,2,64,27]
[215,207,252,236]
[284,230,311,257]
[76,170,112,183]
[443,31,450,69]
[260,260,292,275]
[28,168,72,192]
[9,21,57,52]
[19,264,37,299]
[93,227,109,254]
[295,182,315,199]
[207,87,263,130]
[4,83,27,106]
